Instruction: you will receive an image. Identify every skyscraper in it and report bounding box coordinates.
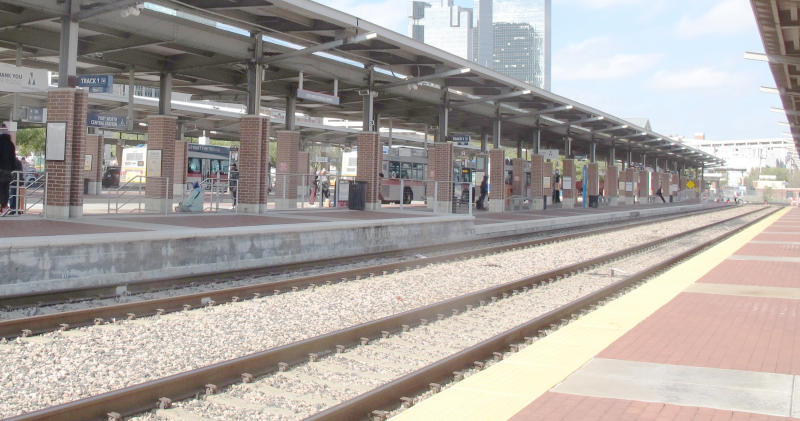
[475,0,550,90]
[409,1,474,61]
[410,0,550,90]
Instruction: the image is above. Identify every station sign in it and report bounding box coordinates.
[448,134,470,145]
[23,107,45,122]
[297,88,340,105]
[541,149,559,160]
[78,74,113,93]
[87,111,128,130]
[0,63,49,93]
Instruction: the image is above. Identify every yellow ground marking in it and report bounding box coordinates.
[392,208,789,421]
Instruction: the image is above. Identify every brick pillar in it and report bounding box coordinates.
[671,173,679,201]
[45,88,86,219]
[587,162,599,196]
[83,134,103,195]
[430,142,453,213]
[511,158,524,197]
[115,144,124,166]
[297,151,310,202]
[173,140,188,195]
[426,147,437,207]
[488,149,505,213]
[274,130,300,209]
[562,159,576,208]
[544,160,553,205]
[239,116,264,213]
[530,154,544,210]
[356,132,381,210]
[145,115,177,213]
[259,117,270,213]
[607,165,619,206]
[623,168,634,205]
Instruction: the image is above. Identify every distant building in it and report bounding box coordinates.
[409,0,550,90]
[683,137,799,186]
[409,0,474,61]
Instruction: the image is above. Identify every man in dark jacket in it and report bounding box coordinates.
[0,133,17,214]
[477,175,488,210]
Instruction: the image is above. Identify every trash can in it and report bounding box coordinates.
[588,195,599,208]
[84,178,90,194]
[348,181,367,210]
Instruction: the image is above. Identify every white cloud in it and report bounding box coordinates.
[315,0,408,35]
[650,67,746,90]
[675,0,755,38]
[553,37,663,81]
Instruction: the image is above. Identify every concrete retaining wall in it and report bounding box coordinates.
[1,216,474,298]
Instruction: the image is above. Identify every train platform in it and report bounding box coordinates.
[0,200,720,299]
[392,207,799,421]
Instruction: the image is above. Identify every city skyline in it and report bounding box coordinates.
[315,0,781,142]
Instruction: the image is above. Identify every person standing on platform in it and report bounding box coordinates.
[477,175,488,210]
[229,163,239,206]
[318,169,330,207]
[656,185,666,203]
[0,133,17,216]
[553,168,561,204]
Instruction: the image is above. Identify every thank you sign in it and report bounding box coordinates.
[0,63,48,93]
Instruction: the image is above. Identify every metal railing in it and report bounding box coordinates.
[5,171,47,217]
[107,176,170,215]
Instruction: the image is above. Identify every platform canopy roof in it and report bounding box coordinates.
[0,0,722,167]
[751,0,800,159]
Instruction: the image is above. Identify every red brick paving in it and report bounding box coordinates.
[598,293,800,374]
[509,393,793,421]
[735,243,800,257]
[0,219,142,237]
[754,233,800,242]
[697,260,800,288]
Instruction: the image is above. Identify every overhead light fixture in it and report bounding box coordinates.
[138,122,147,127]
[459,67,472,74]
[364,32,378,40]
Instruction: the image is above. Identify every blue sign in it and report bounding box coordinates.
[87,111,128,130]
[448,134,470,145]
[78,74,113,93]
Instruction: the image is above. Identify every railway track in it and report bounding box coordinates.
[0,204,731,312]
[4,206,778,421]
[0,205,742,340]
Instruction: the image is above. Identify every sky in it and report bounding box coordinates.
[314,0,782,141]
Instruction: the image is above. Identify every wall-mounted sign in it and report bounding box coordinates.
[146,149,162,177]
[541,149,559,160]
[618,181,625,192]
[24,107,45,122]
[0,63,48,93]
[84,154,93,171]
[543,176,551,188]
[448,134,470,145]
[562,176,572,190]
[297,88,340,105]
[87,111,128,130]
[625,182,633,192]
[78,74,113,93]
[45,121,67,161]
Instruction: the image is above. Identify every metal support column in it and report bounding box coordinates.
[388,117,393,148]
[247,32,264,115]
[127,67,135,131]
[11,45,21,120]
[481,131,488,152]
[437,91,449,142]
[492,105,501,148]
[158,72,172,115]
[362,66,375,132]
[516,139,523,158]
[533,127,541,155]
[609,144,616,166]
[58,0,79,88]
[589,141,596,163]
[285,86,297,131]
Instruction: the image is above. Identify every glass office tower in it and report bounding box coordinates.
[409,0,474,61]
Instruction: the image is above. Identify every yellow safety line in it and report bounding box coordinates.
[392,208,789,421]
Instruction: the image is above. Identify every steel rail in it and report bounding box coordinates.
[5,206,774,421]
[0,205,739,339]
[0,204,729,309]
[307,206,782,421]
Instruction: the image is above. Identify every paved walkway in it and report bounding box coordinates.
[393,207,800,421]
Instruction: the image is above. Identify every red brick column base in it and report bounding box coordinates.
[606,165,619,205]
[145,115,177,213]
[488,149,505,213]
[239,116,266,213]
[431,142,453,213]
[562,159,576,208]
[45,88,87,219]
[356,132,381,210]
[275,130,300,209]
[530,154,544,210]
[83,134,103,195]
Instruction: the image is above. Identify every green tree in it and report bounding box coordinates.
[763,186,773,202]
[15,128,46,156]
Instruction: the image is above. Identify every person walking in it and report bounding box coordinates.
[318,169,330,207]
[0,133,17,216]
[552,168,561,204]
[656,185,666,203]
[477,175,488,210]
